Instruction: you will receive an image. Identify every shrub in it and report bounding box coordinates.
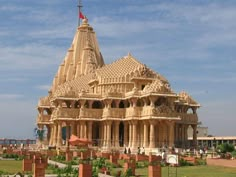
[195,158,207,165]
[179,158,194,166]
[217,143,235,153]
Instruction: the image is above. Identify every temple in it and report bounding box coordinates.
[36,18,200,152]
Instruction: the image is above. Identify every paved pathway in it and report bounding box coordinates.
[48,159,78,169]
[48,159,67,168]
[207,158,236,168]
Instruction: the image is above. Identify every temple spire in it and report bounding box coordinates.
[78,0,83,26]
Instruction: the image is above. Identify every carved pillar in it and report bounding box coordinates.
[56,122,62,147]
[149,121,156,148]
[80,122,84,139]
[181,124,185,148]
[52,123,58,146]
[143,121,148,148]
[132,121,138,148]
[115,121,120,147]
[107,121,112,148]
[128,122,132,148]
[49,125,54,146]
[167,121,174,148]
[66,124,70,147]
[88,121,93,141]
[77,123,80,138]
[140,122,144,147]
[46,125,51,143]
[70,122,75,136]
[103,122,107,147]
[124,122,128,147]
[84,122,87,139]
[192,124,197,148]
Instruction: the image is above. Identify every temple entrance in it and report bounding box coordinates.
[119,122,124,147]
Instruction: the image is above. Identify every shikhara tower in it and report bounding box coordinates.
[36,17,200,152]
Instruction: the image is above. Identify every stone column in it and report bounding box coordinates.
[140,122,144,147]
[132,121,137,148]
[128,122,132,148]
[46,125,51,143]
[88,121,93,141]
[115,121,120,147]
[192,124,197,148]
[167,121,174,148]
[77,123,80,138]
[66,124,70,147]
[84,122,87,139]
[56,122,62,147]
[80,122,84,139]
[107,121,112,148]
[102,122,106,147]
[143,121,148,148]
[49,125,54,146]
[149,121,156,148]
[181,124,186,148]
[70,122,75,136]
[53,123,58,146]
[124,122,128,147]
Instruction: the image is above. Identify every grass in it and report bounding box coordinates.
[1,160,236,177]
[112,165,236,177]
[0,160,22,174]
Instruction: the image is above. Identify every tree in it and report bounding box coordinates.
[217,143,235,153]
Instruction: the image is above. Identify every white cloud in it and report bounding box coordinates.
[0,94,23,99]
[36,85,51,91]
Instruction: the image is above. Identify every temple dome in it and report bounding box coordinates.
[51,18,104,93]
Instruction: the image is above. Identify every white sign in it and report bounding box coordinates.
[167,154,178,165]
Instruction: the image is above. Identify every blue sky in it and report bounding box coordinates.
[0,0,236,139]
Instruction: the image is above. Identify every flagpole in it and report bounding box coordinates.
[78,0,83,26]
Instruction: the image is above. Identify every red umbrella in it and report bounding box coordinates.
[69,134,93,146]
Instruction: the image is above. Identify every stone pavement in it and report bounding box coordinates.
[207,158,236,168]
[47,159,78,169]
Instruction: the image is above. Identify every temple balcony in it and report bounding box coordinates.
[37,114,51,123]
[126,107,142,118]
[102,108,125,119]
[53,108,80,119]
[177,113,198,124]
[38,96,50,107]
[79,108,103,119]
[141,106,181,120]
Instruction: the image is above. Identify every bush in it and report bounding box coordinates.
[195,158,207,165]
[231,151,236,157]
[217,143,235,153]
[179,158,194,166]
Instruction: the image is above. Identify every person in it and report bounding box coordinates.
[137,147,140,154]
[124,147,127,154]
[200,149,203,159]
[128,147,131,154]
[161,150,166,162]
[141,147,145,155]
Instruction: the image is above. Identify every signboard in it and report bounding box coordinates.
[167,154,178,165]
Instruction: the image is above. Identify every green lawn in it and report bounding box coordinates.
[113,165,236,177]
[1,160,236,177]
[0,160,22,174]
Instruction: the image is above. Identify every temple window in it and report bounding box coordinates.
[155,97,167,107]
[92,101,103,109]
[111,100,116,108]
[119,101,125,108]
[137,99,144,107]
[84,100,89,108]
[141,84,145,90]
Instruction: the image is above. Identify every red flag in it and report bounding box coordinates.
[79,11,85,19]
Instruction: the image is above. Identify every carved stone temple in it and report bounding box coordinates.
[36,18,200,152]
